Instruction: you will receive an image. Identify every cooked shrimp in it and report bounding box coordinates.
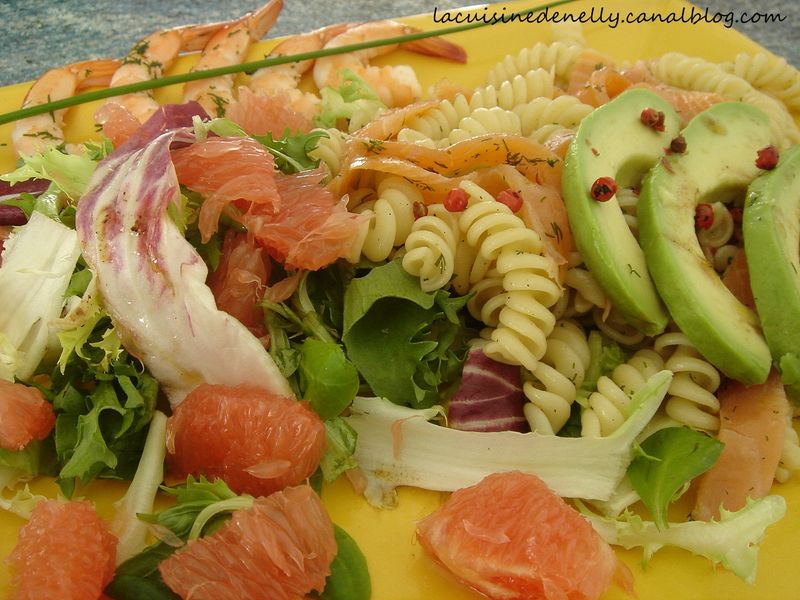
[312,20,467,108]
[101,19,232,124]
[182,0,284,117]
[248,22,353,120]
[12,58,122,157]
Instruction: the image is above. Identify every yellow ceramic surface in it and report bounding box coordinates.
[1,1,798,598]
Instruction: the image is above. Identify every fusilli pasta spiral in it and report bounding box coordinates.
[523,319,591,434]
[549,21,586,47]
[721,52,800,112]
[712,244,739,273]
[615,187,640,237]
[458,181,562,371]
[581,348,666,437]
[514,95,595,139]
[486,41,583,88]
[446,106,522,145]
[308,127,349,179]
[652,52,799,146]
[654,332,721,433]
[396,95,472,144]
[468,68,558,110]
[402,203,460,292]
[397,69,556,146]
[349,175,420,262]
[697,201,734,249]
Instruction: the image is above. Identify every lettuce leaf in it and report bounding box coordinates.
[0,439,57,482]
[320,417,358,482]
[627,426,724,529]
[576,330,627,405]
[0,211,80,381]
[52,359,158,496]
[345,371,673,508]
[140,476,249,540]
[0,146,96,201]
[48,293,159,497]
[55,280,122,374]
[583,495,786,584]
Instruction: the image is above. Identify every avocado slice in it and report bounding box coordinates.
[563,88,681,335]
[744,144,800,400]
[638,102,773,385]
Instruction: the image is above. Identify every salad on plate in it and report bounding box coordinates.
[0,0,799,598]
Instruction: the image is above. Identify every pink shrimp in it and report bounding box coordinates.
[312,20,467,108]
[182,0,284,117]
[12,58,122,157]
[98,18,234,125]
[247,22,354,120]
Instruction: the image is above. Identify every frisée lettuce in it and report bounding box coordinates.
[0,211,80,381]
[582,495,786,584]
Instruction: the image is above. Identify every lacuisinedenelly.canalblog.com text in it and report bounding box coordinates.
[431,5,787,29]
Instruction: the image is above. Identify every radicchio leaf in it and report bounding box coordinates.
[76,128,292,405]
[447,346,529,432]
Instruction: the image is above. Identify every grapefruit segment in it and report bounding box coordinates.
[417,471,618,600]
[94,102,142,148]
[207,230,271,339]
[159,484,336,600]
[0,380,55,452]
[171,136,281,242]
[165,383,327,497]
[243,168,366,271]
[8,499,116,600]
[226,86,314,136]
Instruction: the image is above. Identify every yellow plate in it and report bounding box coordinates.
[1,0,798,598]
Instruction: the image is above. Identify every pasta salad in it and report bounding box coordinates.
[0,1,798,598]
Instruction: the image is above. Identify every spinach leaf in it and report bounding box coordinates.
[299,339,359,420]
[321,525,371,600]
[105,543,179,600]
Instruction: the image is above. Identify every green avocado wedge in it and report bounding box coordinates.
[744,144,800,401]
[638,102,773,385]
[563,88,680,335]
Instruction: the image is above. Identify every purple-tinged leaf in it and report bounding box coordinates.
[115,102,209,155]
[76,128,292,406]
[0,205,27,226]
[447,346,529,433]
[0,178,49,199]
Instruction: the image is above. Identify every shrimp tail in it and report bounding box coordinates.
[245,0,285,41]
[400,36,468,64]
[175,20,238,53]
